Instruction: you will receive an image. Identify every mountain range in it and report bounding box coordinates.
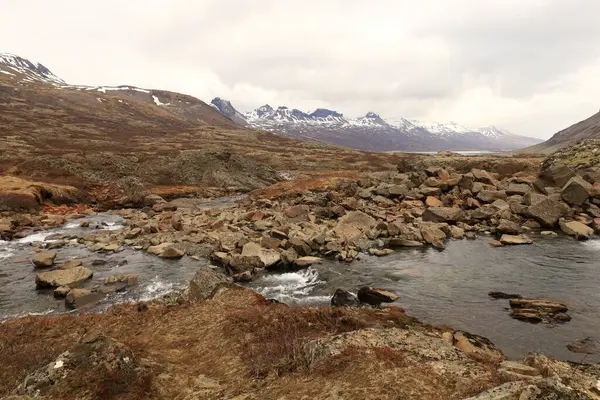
[211,98,543,152]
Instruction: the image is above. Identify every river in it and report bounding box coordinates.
[1,215,599,362]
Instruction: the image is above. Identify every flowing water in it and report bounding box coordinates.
[1,209,599,362]
[249,234,600,362]
[0,214,203,319]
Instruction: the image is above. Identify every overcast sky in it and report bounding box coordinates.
[4,0,600,138]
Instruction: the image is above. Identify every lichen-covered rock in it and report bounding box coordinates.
[35,266,93,288]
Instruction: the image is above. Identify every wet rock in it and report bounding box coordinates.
[453,331,505,363]
[559,219,594,240]
[104,274,138,286]
[232,270,254,282]
[509,298,570,324]
[567,337,600,355]
[449,225,465,239]
[159,247,185,259]
[357,287,399,306]
[489,240,503,247]
[295,256,322,267]
[561,176,592,206]
[288,237,312,257]
[388,238,423,247]
[31,251,57,269]
[36,266,94,288]
[368,248,394,256]
[179,266,232,302]
[422,206,463,223]
[331,289,360,307]
[53,285,71,299]
[79,220,90,228]
[228,255,263,274]
[147,243,184,258]
[500,234,533,245]
[64,289,104,309]
[496,219,521,235]
[419,224,446,245]
[488,291,522,299]
[57,259,83,269]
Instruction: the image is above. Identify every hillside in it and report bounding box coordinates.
[211,98,542,152]
[522,109,600,154]
[0,53,411,200]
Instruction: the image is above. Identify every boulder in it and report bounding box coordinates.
[179,266,232,302]
[159,247,185,259]
[368,248,394,256]
[500,234,533,245]
[241,242,281,268]
[506,183,531,196]
[496,219,521,235]
[422,207,463,223]
[31,252,56,269]
[527,198,570,227]
[228,255,263,274]
[453,331,505,363]
[333,211,376,240]
[53,285,71,298]
[124,228,142,239]
[357,287,399,306]
[144,193,165,206]
[561,176,592,206]
[36,266,93,288]
[104,274,138,285]
[65,289,104,309]
[540,165,576,188]
[419,224,446,246]
[472,169,497,185]
[388,238,424,247]
[523,192,547,206]
[449,225,465,239]
[147,243,184,259]
[559,220,594,240]
[331,289,360,307]
[477,190,507,203]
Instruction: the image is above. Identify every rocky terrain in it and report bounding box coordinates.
[522,109,600,155]
[2,53,600,399]
[211,97,542,151]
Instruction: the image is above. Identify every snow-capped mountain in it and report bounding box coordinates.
[0,53,65,85]
[210,98,543,151]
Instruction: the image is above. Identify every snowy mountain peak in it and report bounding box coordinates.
[309,108,344,119]
[477,126,513,139]
[0,52,65,85]
[358,112,388,126]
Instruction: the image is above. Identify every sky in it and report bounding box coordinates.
[3,0,600,139]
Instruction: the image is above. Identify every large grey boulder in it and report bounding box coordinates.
[506,183,531,196]
[35,266,93,288]
[527,198,570,227]
[561,176,592,206]
[179,266,233,302]
[241,242,281,268]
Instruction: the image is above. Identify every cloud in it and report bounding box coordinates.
[2,0,600,138]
